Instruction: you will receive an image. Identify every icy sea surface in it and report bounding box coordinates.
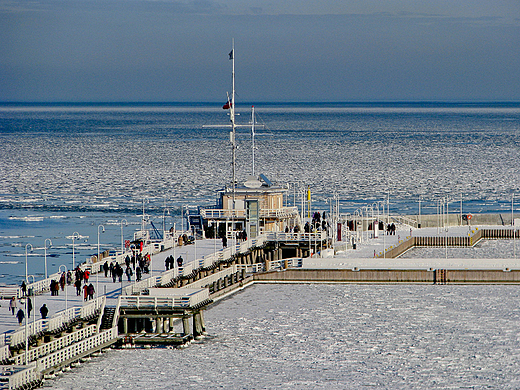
[1,103,520,283]
[46,284,520,389]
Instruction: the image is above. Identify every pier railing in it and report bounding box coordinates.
[4,297,105,348]
[378,228,517,258]
[36,327,118,373]
[119,289,209,310]
[12,324,98,366]
[181,265,238,290]
[200,206,299,219]
[2,363,39,390]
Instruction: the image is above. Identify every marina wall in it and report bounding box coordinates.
[253,269,520,284]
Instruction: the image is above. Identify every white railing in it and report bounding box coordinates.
[181,265,238,290]
[6,297,104,348]
[268,258,303,271]
[200,206,299,220]
[200,209,246,219]
[8,320,47,348]
[260,207,299,218]
[3,363,40,390]
[12,325,97,365]
[119,289,209,310]
[80,296,105,319]
[36,327,118,373]
[121,275,160,296]
[0,286,22,299]
[237,263,265,273]
[263,231,327,242]
[0,344,10,362]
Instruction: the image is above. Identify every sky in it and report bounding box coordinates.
[1,0,519,103]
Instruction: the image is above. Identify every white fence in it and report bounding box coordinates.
[5,297,105,348]
[0,345,9,363]
[237,263,265,274]
[1,363,39,390]
[119,289,209,310]
[12,325,97,366]
[267,258,303,271]
[36,327,118,373]
[181,265,238,290]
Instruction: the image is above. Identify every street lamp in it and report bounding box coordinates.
[70,232,80,270]
[24,243,33,365]
[120,219,127,255]
[97,224,105,295]
[27,275,36,325]
[44,238,52,279]
[59,265,68,311]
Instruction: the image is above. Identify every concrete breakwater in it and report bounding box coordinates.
[254,268,520,284]
[379,227,519,258]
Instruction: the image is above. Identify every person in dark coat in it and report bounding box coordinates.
[177,256,183,267]
[103,261,109,277]
[20,280,27,296]
[16,308,24,325]
[222,236,228,248]
[87,283,95,300]
[74,278,82,296]
[27,297,32,318]
[135,266,142,282]
[40,304,49,319]
[125,266,133,282]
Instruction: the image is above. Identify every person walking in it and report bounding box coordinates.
[125,266,133,282]
[27,297,32,318]
[9,297,16,315]
[177,256,183,267]
[40,303,49,319]
[74,278,82,296]
[83,284,88,301]
[103,261,109,277]
[87,283,95,300]
[16,308,24,325]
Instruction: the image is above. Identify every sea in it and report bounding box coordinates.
[2,102,520,388]
[2,102,520,285]
[45,284,520,389]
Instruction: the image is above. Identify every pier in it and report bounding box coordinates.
[2,217,520,389]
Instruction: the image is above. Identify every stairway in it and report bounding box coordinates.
[100,307,116,330]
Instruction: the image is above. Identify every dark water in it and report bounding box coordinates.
[1,103,520,283]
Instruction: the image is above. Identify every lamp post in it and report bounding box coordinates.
[44,238,52,279]
[59,265,68,311]
[97,224,105,295]
[70,232,80,270]
[27,275,36,325]
[418,195,423,229]
[24,243,33,365]
[120,219,127,255]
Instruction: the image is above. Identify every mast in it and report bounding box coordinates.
[251,105,255,176]
[230,40,236,242]
[230,40,236,208]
